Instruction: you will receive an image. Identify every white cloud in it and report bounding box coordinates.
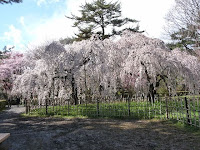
[36,0,45,6]
[65,0,93,15]
[26,0,87,46]
[35,0,60,6]
[19,16,25,26]
[3,25,22,45]
[0,25,25,52]
[23,0,175,49]
[29,16,75,46]
[121,0,175,39]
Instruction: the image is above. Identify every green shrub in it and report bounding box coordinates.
[157,86,168,97]
[0,100,6,111]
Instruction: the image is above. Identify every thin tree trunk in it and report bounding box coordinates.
[71,74,78,105]
[101,15,105,39]
[148,83,155,103]
[102,25,105,39]
[84,64,87,92]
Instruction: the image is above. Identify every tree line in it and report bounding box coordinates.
[0,0,200,105]
[5,31,200,105]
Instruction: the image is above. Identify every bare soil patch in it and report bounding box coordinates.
[0,106,200,150]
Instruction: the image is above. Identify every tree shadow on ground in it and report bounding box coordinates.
[0,113,200,150]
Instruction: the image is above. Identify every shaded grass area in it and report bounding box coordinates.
[159,119,200,138]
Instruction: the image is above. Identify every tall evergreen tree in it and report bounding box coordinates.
[167,27,198,51]
[67,0,142,40]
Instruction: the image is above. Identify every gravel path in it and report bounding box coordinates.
[0,105,25,120]
[0,106,200,150]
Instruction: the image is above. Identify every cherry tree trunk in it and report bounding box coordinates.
[71,74,78,105]
[147,83,155,103]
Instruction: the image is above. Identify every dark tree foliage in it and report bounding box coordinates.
[67,0,143,41]
[0,46,13,59]
[59,37,75,45]
[0,0,22,4]
[167,26,199,51]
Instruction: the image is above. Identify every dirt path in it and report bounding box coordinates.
[0,106,200,150]
[0,105,25,119]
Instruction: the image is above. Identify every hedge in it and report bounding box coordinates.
[0,100,6,111]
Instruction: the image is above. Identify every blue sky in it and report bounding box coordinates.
[0,0,70,51]
[0,0,175,52]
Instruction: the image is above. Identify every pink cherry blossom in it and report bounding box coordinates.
[11,31,200,104]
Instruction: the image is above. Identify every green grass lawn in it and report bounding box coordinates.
[29,101,160,118]
[28,97,200,128]
[29,100,198,118]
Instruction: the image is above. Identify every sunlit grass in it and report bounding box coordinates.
[27,97,200,128]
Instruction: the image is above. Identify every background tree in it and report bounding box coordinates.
[59,37,75,45]
[0,51,23,99]
[12,31,200,105]
[0,46,15,59]
[165,0,200,51]
[67,0,142,41]
[0,0,22,4]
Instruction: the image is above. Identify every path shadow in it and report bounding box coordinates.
[0,110,200,150]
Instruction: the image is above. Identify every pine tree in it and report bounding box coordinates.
[0,0,22,4]
[67,0,142,40]
[167,27,197,51]
[165,0,200,51]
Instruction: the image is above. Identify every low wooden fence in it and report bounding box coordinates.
[26,95,200,128]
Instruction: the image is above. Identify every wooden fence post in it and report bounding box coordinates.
[165,95,169,119]
[128,96,130,117]
[45,98,48,115]
[184,97,190,124]
[28,101,30,115]
[67,99,70,116]
[198,111,200,127]
[97,98,100,117]
[25,98,30,114]
[25,98,28,114]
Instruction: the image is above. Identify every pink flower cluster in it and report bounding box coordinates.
[0,52,24,92]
